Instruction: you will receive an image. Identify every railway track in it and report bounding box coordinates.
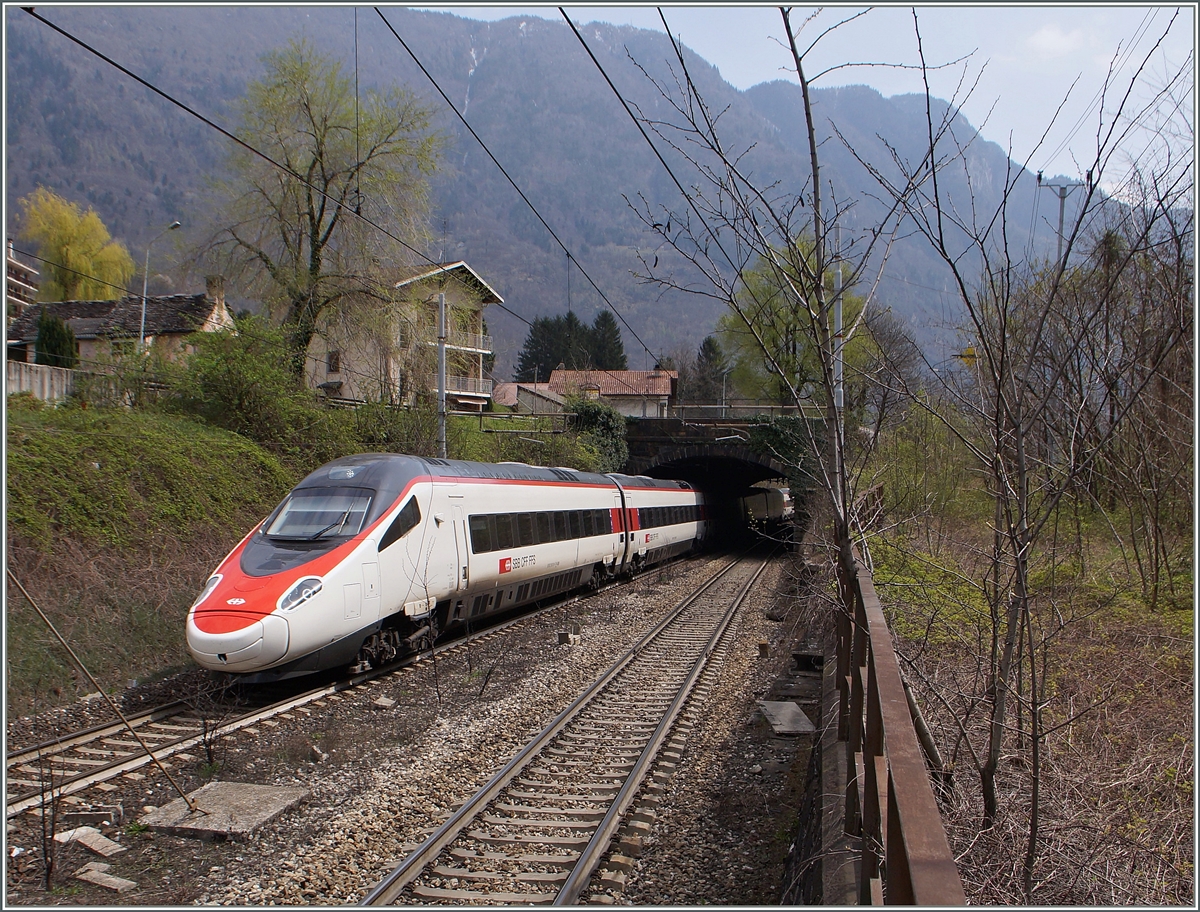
[362,550,773,906]
[4,597,585,820]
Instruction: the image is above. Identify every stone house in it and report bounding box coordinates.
[547,368,677,418]
[305,261,500,411]
[6,275,234,366]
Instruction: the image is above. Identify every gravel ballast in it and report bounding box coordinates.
[6,553,818,906]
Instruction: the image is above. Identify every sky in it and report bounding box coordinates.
[415,4,1195,183]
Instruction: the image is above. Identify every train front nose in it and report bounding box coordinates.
[187,607,290,673]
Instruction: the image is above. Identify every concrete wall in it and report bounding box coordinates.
[7,361,76,401]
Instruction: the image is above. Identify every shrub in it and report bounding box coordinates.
[34,310,77,369]
[164,315,351,466]
[566,396,628,472]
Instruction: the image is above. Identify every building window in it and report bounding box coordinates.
[326,350,341,374]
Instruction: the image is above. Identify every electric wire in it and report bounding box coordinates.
[1038,7,1158,175]
[559,8,804,390]
[20,7,532,330]
[371,6,658,364]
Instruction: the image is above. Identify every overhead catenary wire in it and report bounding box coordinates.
[20,7,532,330]
[558,8,803,386]
[372,6,658,364]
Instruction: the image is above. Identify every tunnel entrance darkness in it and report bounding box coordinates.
[634,443,791,493]
[631,444,795,545]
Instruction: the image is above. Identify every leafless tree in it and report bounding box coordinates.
[594,7,945,555]
[850,8,1191,899]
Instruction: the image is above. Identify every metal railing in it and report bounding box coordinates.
[420,328,493,353]
[836,543,966,905]
[425,374,493,396]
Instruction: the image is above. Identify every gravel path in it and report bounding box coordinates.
[6,553,817,906]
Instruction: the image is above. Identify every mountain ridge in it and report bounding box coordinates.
[5,6,1068,375]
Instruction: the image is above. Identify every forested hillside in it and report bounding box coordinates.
[5,6,1067,374]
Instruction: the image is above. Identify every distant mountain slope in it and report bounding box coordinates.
[5,6,1066,375]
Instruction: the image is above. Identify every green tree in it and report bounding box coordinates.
[514,310,597,380]
[588,309,627,369]
[17,187,135,302]
[34,309,77,368]
[717,245,861,404]
[690,335,727,402]
[560,310,591,368]
[515,315,562,381]
[209,39,442,375]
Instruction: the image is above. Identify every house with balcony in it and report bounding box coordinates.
[6,239,40,322]
[305,261,498,411]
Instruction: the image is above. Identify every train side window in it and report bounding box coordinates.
[565,511,579,539]
[517,513,535,547]
[495,514,515,550]
[536,512,552,543]
[379,497,421,552]
[552,511,567,541]
[597,509,611,534]
[584,509,597,538]
[468,514,492,553]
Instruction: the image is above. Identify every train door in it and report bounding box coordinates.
[451,502,468,591]
[377,484,435,620]
[609,477,630,574]
[611,491,624,569]
[428,484,460,598]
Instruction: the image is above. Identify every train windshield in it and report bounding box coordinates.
[265,487,373,540]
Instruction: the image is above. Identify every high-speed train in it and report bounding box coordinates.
[187,454,707,681]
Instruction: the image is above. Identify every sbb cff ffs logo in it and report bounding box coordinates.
[499,554,536,573]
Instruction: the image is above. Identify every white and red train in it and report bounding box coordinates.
[187,454,707,681]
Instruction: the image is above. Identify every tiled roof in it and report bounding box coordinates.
[7,293,224,343]
[548,369,676,398]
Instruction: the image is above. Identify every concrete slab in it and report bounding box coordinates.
[138,781,309,841]
[758,700,816,735]
[74,862,137,893]
[55,826,127,857]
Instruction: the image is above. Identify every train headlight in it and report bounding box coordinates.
[191,575,222,609]
[279,577,323,613]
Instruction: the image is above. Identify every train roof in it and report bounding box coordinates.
[294,455,696,498]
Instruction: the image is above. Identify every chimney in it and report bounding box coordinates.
[205,275,225,309]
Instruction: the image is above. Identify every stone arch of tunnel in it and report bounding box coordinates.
[631,444,795,542]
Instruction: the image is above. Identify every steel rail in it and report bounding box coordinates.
[5,701,191,769]
[6,598,555,818]
[361,551,761,906]
[553,554,771,904]
[6,556,708,820]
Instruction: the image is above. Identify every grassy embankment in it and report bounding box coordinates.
[6,402,294,717]
[4,387,614,718]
